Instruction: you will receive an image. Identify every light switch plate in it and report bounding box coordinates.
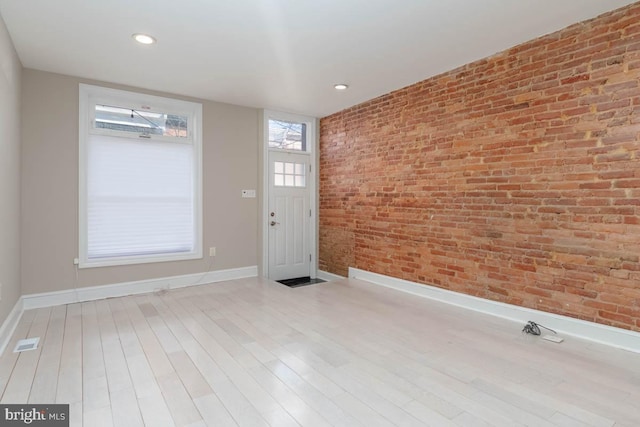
[241,189,256,198]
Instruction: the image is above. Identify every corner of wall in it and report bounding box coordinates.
[0,10,23,329]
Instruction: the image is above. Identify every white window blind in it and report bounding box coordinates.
[87,134,194,259]
[79,84,202,268]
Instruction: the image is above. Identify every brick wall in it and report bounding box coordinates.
[319,3,640,331]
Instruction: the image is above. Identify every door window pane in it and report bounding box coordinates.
[285,162,294,174]
[274,161,306,188]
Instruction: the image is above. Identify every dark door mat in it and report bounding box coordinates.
[277,277,326,288]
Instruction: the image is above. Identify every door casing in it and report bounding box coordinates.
[261,110,318,280]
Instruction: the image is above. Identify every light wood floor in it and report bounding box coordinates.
[0,277,639,427]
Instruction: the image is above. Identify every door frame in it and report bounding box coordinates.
[261,110,318,280]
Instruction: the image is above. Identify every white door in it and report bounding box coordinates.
[268,151,311,281]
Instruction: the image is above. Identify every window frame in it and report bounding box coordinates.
[78,84,203,269]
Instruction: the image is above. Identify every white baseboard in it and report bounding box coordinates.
[317,270,346,282]
[0,298,24,355]
[22,265,258,310]
[349,267,640,354]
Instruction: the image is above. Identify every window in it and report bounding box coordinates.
[79,84,202,268]
[268,119,307,151]
[274,161,306,187]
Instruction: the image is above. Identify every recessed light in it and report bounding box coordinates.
[132,33,156,45]
[334,84,349,90]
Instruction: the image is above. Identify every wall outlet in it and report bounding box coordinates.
[241,189,256,198]
[209,247,216,257]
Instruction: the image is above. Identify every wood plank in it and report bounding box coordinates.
[110,387,144,427]
[29,305,66,403]
[81,302,110,414]
[0,309,37,395]
[56,304,83,406]
[156,371,203,426]
[1,307,52,403]
[0,277,637,427]
[108,299,162,399]
[138,392,176,427]
[193,393,238,427]
[96,300,134,394]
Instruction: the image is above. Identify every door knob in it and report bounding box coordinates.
[270,221,280,226]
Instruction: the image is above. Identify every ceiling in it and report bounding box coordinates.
[0,0,636,118]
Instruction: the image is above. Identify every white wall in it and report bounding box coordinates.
[21,70,259,295]
[0,13,22,324]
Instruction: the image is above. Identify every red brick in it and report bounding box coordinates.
[598,310,634,325]
[320,2,640,333]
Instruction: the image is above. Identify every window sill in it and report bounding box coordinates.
[78,251,202,269]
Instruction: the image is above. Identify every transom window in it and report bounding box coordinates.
[268,119,307,151]
[79,84,203,268]
[94,104,188,138]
